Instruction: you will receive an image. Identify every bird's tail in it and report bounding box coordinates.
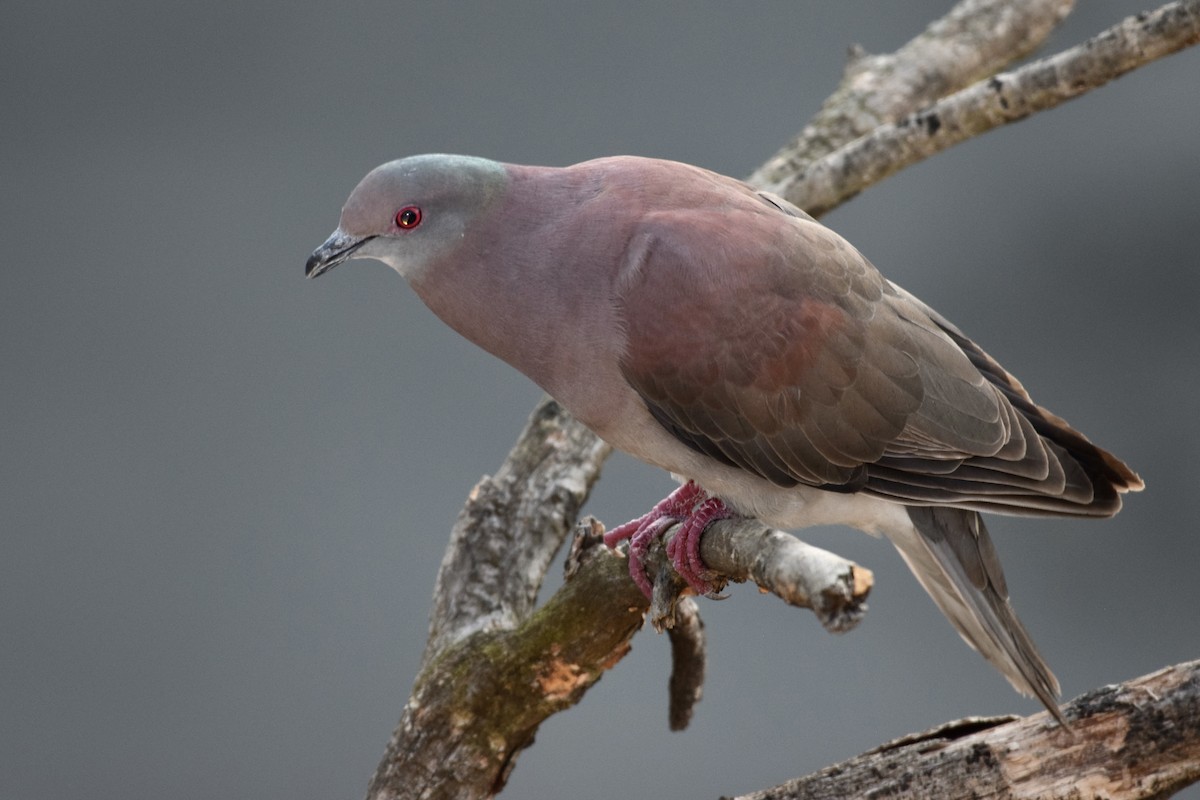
[886,506,1065,724]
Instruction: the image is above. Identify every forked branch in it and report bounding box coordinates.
[367,3,1200,798]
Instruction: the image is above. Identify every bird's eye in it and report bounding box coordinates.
[395,206,422,229]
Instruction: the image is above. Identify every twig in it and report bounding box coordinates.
[749,0,1075,185]
[763,0,1200,216]
[640,518,874,636]
[667,598,705,732]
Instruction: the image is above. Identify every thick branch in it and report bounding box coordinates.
[370,521,645,800]
[422,396,610,667]
[372,516,873,799]
[749,0,1074,184]
[734,660,1200,800]
[765,0,1200,216]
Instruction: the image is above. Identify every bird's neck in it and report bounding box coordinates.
[408,164,632,426]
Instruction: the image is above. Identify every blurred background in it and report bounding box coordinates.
[3,2,1197,798]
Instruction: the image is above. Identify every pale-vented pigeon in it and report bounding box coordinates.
[307,154,1142,721]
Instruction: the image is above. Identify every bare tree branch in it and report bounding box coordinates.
[733,660,1200,800]
[370,520,645,800]
[749,0,1075,184]
[761,0,1200,217]
[642,518,874,636]
[373,515,872,799]
[666,597,706,732]
[420,396,609,668]
[366,2,1200,797]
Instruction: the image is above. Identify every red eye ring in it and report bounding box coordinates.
[395,206,422,229]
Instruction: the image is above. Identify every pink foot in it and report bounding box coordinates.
[666,496,733,593]
[604,481,733,597]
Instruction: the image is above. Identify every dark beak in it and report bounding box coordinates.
[305,230,374,278]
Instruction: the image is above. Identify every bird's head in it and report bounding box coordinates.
[306,154,508,282]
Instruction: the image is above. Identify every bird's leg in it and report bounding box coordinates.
[603,481,731,598]
[603,480,707,549]
[625,516,677,598]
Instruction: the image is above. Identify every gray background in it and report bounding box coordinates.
[3,3,1198,799]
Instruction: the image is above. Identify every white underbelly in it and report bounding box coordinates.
[596,397,911,538]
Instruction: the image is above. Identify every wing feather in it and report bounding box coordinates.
[615,183,1139,516]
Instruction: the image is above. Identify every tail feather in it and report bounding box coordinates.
[888,506,1065,724]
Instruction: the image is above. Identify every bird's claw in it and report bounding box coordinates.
[605,482,732,598]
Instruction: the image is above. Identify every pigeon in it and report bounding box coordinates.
[307,154,1142,720]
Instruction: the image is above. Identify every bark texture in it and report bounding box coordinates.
[748,0,1076,186]
[757,0,1200,217]
[735,660,1200,800]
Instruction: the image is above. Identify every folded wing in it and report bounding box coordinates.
[615,198,1141,518]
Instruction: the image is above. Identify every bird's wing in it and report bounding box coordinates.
[614,202,1110,514]
[870,283,1140,514]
